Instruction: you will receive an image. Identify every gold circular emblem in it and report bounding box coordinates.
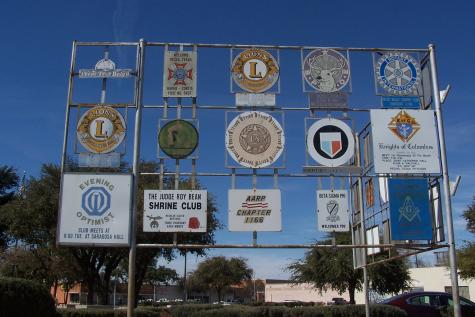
[76,105,126,154]
[226,111,284,168]
[231,49,279,93]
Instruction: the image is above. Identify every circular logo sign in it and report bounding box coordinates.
[376,51,420,95]
[231,49,279,93]
[76,105,126,154]
[158,120,199,159]
[226,111,284,168]
[306,118,355,167]
[303,49,350,93]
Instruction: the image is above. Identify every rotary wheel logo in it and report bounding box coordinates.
[76,105,126,153]
[376,52,420,95]
[231,48,279,93]
[303,49,350,93]
[226,111,284,168]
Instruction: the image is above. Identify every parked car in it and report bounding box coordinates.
[327,297,348,305]
[380,291,475,317]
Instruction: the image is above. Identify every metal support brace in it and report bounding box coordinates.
[127,39,146,317]
[429,44,461,317]
[356,133,370,317]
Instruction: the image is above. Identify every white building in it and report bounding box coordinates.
[265,279,349,304]
[265,267,475,304]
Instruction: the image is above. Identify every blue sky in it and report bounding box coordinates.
[1,0,475,279]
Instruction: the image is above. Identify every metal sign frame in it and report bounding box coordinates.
[59,41,462,317]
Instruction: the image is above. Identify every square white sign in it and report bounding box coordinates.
[143,190,207,232]
[317,190,349,232]
[370,109,441,174]
[228,189,281,232]
[58,173,132,246]
[163,51,197,97]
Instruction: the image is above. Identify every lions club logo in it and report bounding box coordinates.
[231,49,279,93]
[76,105,126,154]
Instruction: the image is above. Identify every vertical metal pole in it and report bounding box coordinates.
[60,41,77,174]
[101,48,109,104]
[356,133,370,317]
[429,44,461,317]
[159,159,164,190]
[127,39,146,317]
[252,169,257,245]
[231,168,236,189]
[183,251,188,301]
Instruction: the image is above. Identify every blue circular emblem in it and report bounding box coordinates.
[81,187,111,216]
[376,52,420,95]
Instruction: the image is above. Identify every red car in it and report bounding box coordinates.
[381,291,475,317]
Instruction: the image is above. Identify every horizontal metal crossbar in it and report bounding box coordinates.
[75,40,429,52]
[139,171,442,179]
[136,243,448,250]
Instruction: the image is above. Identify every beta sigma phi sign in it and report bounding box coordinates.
[226,111,284,168]
[58,173,132,246]
[143,190,207,232]
[306,118,355,167]
[228,189,281,231]
[317,190,349,232]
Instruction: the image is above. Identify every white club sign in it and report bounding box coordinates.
[370,109,441,174]
[163,51,197,97]
[317,190,349,232]
[143,190,207,232]
[57,173,132,246]
[228,189,281,231]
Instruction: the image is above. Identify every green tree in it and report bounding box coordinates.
[130,162,220,306]
[187,256,253,301]
[457,197,475,279]
[0,165,19,250]
[288,232,411,304]
[0,161,220,305]
[144,265,179,287]
[0,166,19,206]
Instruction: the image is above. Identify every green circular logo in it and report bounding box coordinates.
[158,120,199,159]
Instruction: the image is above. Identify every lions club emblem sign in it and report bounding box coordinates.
[76,105,126,154]
[231,49,279,93]
[226,111,284,168]
[303,49,350,93]
[306,118,354,167]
